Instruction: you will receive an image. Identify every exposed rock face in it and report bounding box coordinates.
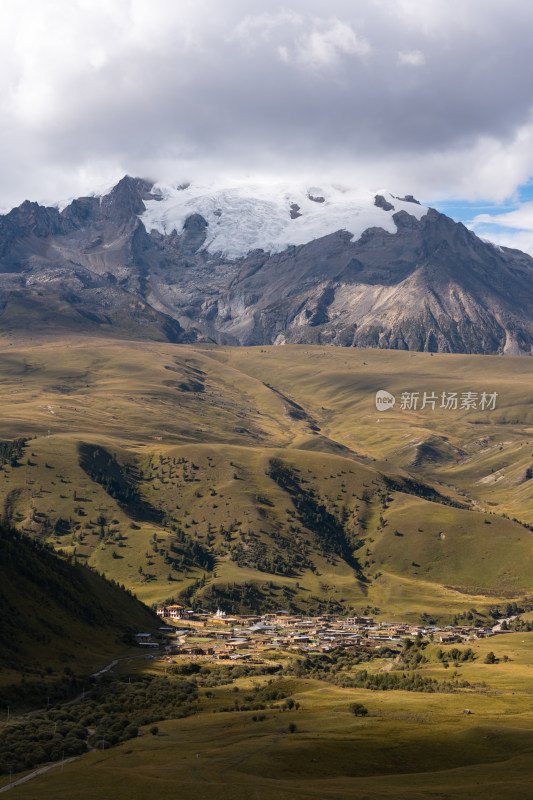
[0,175,532,353]
[0,177,195,342]
[374,194,395,212]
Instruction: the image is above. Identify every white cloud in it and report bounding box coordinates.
[292,18,372,65]
[234,14,371,67]
[233,10,303,44]
[1,0,533,213]
[467,197,533,255]
[397,49,425,66]
[472,201,533,231]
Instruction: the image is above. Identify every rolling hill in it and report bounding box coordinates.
[0,335,531,621]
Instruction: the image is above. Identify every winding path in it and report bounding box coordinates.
[0,757,80,793]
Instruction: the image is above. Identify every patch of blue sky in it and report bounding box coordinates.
[426,182,533,225]
[423,182,533,254]
[473,223,526,236]
[426,198,517,226]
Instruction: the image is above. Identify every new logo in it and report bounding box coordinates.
[375,390,396,411]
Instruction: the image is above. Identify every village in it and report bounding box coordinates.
[133,604,511,660]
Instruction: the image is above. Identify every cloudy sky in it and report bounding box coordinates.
[2,0,533,250]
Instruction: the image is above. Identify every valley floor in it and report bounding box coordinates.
[4,630,533,800]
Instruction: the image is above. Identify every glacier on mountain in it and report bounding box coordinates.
[140,180,429,259]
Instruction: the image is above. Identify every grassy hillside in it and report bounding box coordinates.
[0,523,157,686]
[214,345,533,522]
[0,336,531,619]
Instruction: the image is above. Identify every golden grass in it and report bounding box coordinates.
[7,632,533,799]
[0,336,531,616]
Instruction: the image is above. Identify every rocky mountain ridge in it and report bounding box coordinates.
[0,175,532,354]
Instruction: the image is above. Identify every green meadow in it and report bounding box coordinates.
[0,336,531,617]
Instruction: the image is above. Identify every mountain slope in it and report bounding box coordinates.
[0,177,532,353]
[0,178,196,343]
[0,337,531,619]
[0,523,157,683]
[143,184,533,353]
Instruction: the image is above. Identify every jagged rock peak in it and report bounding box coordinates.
[100,175,159,221]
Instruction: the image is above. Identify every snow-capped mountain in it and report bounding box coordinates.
[141,180,428,259]
[0,175,532,354]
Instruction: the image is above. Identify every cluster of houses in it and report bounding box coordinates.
[149,605,500,659]
[156,604,187,620]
